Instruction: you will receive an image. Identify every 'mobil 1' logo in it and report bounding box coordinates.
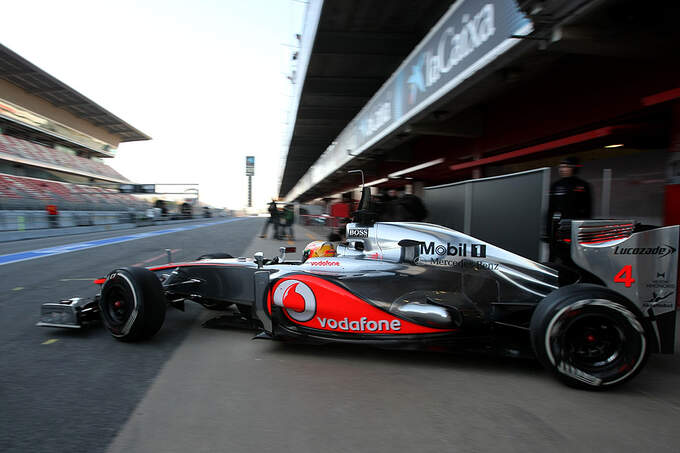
[420,242,487,258]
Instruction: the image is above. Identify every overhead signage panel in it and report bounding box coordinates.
[286,0,532,201]
[355,0,531,149]
[246,155,255,176]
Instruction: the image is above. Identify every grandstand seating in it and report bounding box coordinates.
[0,133,126,180]
[0,173,149,211]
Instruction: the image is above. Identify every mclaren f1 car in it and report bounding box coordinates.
[37,186,679,389]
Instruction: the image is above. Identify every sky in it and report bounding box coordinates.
[0,0,306,209]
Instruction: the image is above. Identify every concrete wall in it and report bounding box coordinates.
[0,210,131,231]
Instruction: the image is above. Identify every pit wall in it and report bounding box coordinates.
[0,210,132,231]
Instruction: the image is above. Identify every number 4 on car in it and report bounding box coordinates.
[614,265,636,288]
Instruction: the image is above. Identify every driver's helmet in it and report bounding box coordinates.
[302,241,336,263]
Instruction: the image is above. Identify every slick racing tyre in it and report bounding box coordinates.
[530,284,649,389]
[196,252,233,260]
[99,267,166,342]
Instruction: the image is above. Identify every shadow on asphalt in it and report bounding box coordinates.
[37,303,200,339]
[38,306,680,400]
[266,339,545,375]
[258,334,680,397]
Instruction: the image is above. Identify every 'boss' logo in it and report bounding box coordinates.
[347,228,369,238]
[272,280,316,322]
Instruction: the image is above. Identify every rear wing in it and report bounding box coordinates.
[570,220,679,353]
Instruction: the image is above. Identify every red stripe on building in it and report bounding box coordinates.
[642,87,680,107]
[449,127,618,172]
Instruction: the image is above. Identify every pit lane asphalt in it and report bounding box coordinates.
[0,216,260,453]
[2,217,680,453]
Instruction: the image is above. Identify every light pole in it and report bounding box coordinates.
[246,156,255,208]
[247,174,252,207]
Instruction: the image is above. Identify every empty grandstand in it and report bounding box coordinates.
[0,43,151,227]
[0,173,147,211]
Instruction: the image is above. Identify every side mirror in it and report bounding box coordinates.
[254,251,264,268]
[398,239,423,264]
[398,239,423,248]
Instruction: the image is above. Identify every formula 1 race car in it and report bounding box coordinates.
[38,186,679,389]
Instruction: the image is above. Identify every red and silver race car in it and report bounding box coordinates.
[38,188,679,389]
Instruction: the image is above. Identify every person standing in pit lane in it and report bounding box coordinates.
[546,156,593,261]
[260,200,281,239]
[399,191,428,221]
[378,188,404,221]
[548,156,592,221]
[282,204,295,240]
[378,187,428,222]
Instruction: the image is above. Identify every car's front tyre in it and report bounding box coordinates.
[196,252,233,260]
[99,267,166,341]
[530,284,649,389]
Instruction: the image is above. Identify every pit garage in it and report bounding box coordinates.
[280,0,680,232]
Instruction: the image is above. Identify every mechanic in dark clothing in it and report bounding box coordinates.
[378,189,403,221]
[546,157,592,261]
[378,188,428,222]
[260,200,281,239]
[400,193,428,221]
[548,157,592,222]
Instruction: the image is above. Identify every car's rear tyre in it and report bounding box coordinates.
[99,267,166,341]
[196,252,233,260]
[530,284,649,389]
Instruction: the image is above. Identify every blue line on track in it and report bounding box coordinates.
[0,218,246,266]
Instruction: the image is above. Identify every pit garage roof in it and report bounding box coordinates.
[279,0,454,197]
[0,43,149,142]
[282,0,680,201]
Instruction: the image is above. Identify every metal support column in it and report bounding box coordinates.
[248,175,252,207]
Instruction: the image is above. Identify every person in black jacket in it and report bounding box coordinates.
[548,157,592,222]
[546,157,592,261]
[260,200,281,239]
[378,188,428,222]
[400,193,428,221]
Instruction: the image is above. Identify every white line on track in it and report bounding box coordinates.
[0,218,246,266]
